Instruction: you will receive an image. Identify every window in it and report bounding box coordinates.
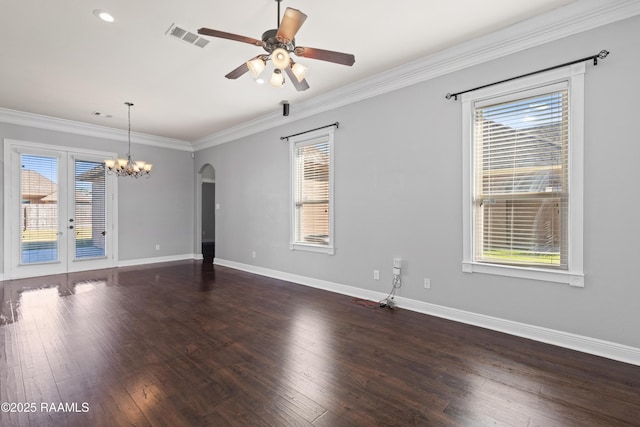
[462,64,584,286]
[290,128,334,254]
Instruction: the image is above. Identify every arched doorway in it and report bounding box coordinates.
[200,164,215,263]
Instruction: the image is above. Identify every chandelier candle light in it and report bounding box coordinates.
[105,102,152,178]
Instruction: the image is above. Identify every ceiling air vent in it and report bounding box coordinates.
[166,23,210,48]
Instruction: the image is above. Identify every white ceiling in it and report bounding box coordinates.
[0,0,581,143]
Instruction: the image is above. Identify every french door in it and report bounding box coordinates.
[4,140,117,279]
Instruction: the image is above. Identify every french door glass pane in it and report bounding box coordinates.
[20,154,59,264]
[74,160,106,259]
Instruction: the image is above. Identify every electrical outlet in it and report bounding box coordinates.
[155,244,160,251]
[373,270,380,280]
[424,278,431,289]
[252,251,256,258]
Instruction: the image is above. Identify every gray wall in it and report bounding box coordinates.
[195,15,640,349]
[0,122,195,269]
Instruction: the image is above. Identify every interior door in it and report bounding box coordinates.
[5,141,116,279]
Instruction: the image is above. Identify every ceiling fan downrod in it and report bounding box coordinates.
[276,0,282,28]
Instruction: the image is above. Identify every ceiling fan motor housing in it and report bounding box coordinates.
[261,29,295,53]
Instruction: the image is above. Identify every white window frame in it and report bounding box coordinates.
[289,127,335,255]
[462,63,585,287]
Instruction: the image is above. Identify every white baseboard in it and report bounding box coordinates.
[396,297,640,367]
[214,258,640,367]
[214,258,388,302]
[117,253,198,268]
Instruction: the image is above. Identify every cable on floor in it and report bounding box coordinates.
[379,274,401,309]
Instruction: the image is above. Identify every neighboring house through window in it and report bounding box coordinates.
[462,63,585,286]
[290,127,335,254]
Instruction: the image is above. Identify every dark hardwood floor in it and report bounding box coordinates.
[1,261,639,426]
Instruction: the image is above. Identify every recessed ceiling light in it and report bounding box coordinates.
[93,9,114,23]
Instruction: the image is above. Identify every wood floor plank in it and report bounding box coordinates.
[0,324,22,371]
[1,260,639,426]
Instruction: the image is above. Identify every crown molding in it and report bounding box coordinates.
[0,107,193,152]
[193,0,640,151]
[192,111,292,151]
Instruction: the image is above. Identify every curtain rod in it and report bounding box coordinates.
[281,122,339,141]
[445,49,609,101]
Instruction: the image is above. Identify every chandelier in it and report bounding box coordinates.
[105,102,152,178]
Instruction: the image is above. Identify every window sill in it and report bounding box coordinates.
[290,243,335,255]
[462,261,584,287]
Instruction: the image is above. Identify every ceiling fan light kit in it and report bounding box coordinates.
[247,56,267,78]
[290,61,307,82]
[270,69,284,87]
[198,0,355,91]
[271,48,291,70]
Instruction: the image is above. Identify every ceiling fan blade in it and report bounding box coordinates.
[276,8,308,43]
[225,62,250,79]
[285,67,310,91]
[198,27,264,47]
[294,46,355,66]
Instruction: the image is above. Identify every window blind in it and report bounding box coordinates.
[294,139,330,245]
[20,154,59,264]
[74,160,107,259]
[473,89,569,269]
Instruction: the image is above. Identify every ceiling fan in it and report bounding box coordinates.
[198,0,355,91]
